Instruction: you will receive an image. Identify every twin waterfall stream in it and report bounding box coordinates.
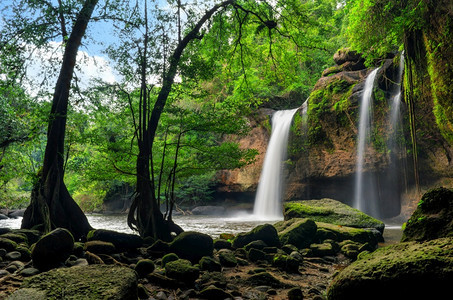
[254,55,405,221]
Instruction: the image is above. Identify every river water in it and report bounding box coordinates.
[0,213,402,245]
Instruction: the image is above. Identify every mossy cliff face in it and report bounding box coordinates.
[404,0,453,180]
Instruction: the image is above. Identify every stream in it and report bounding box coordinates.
[0,212,403,246]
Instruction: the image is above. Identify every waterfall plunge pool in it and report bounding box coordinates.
[0,213,403,246]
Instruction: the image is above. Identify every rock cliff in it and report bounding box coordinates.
[216,46,452,219]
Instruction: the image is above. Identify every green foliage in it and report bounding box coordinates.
[347,0,426,63]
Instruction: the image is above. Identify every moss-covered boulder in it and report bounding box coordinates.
[401,187,453,242]
[84,240,116,255]
[165,259,200,284]
[0,232,28,245]
[217,249,237,267]
[247,272,289,288]
[161,253,179,268]
[135,259,155,278]
[232,224,280,249]
[327,237,453,300]
[199,256,222,272]
[87,229,143,251]
[169,231,213,263]
[283,199,384,233]
[316,222,379,249]
[274,218,317,249]
[0,237,18,252]
[10,265,137,300]
[31,228,74,271]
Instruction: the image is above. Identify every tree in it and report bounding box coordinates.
[19,0,99,240]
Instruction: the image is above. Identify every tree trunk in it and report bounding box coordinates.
[127,0,234,240]
[22,0,98,240]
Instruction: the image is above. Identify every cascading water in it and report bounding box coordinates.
[382,53,406,215]
[353,67,380,216]
[253,108,299,220]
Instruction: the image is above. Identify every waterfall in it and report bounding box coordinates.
[253,108,299,220]
[353,67,380,216]
[382,53,406,216]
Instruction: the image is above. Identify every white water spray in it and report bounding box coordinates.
[253,108,299,220]
[354,67,380,215]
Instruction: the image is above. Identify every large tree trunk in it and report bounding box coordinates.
[127,0,234,239]
[22,0,98,240]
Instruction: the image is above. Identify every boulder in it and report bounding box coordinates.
[283,199,385,233]
[11,265,137,300]
[401,187,453,242]
[87,229,143,251]
[31,228,74,271]
[213,238,232,250]
[84,240,116,255]
[0,232,27,244]
[8,209,25,218]
[333,48,363,65]
[161,253,179,267]
[232,224,280,249]
[217,249,237,267]
[199,256,222,272]
[170,231,213,263]
[135,259,155,278]
[272,254,300,273]
[191,206,226,216]
[0,214,8,220]
[165,259,200,284]
[327,237,453,300]
[0,237,18,252]
[274,218,317,249]
[315,222,379,249]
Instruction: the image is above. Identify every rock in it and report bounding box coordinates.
[272,254,300,273]
[401,187,453,242]
[310,243,336,257]
[316,222,379,249]
[13,229,42,245]
[0,214,8,220]
[274,218,317,249]
[247,248,267,263]
[147,239,170,257]
[191,206,226,216]
[232,224,280,249]
[198,286,233,299]
[247,272,288,288]
[199,256,222,272]
[213,238,232,250]
[20,267,40,277]
[31,228,74,271]
[84,240,116,254]
[165,259,200,284]
[283,199,385,233]
[8,209,25,218]
[244,240,267,251]
[0,232,28,244]
[219,233,234,241]
[87,229,143,251]
[135,259,155,277]
[161,253,179,267]
[199,271,228,289]
[218,248,238,267]
[0,227,12,235]
[5,251,21,261]
[11,265,137,300]
[0,237,17,252]
[169,231,213,263]
[327,237,453,299]
[333,48,363,65]
[288,287,304,300]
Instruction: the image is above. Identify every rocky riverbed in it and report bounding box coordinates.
[1,190,452,299]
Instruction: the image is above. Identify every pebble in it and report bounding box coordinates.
[5,251,21,261]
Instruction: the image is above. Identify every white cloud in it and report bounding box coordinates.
[23,41,118,99]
